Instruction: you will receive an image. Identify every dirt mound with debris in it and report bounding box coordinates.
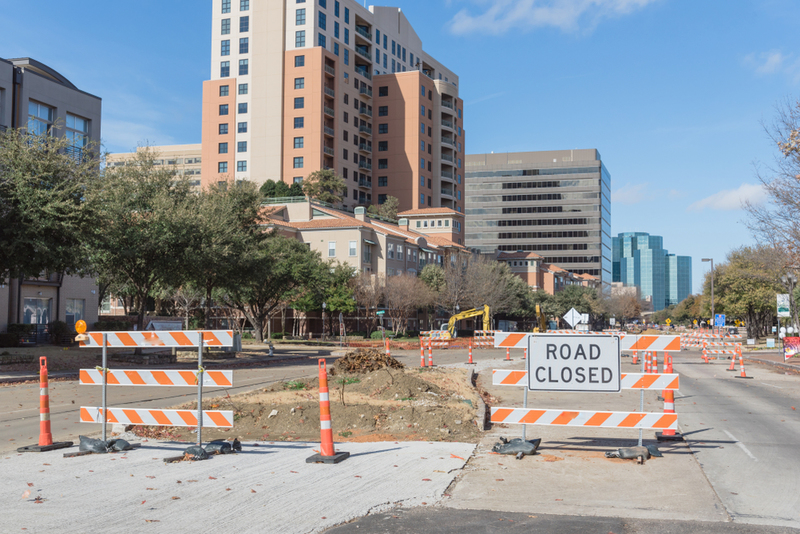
[333,348,405,374]
[137,367,481,444]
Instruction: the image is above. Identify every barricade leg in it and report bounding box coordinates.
[306,359,349,464]
[420,339,426,368]
[17,357,72,453]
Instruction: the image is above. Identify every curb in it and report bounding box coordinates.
[743,356,800,373]
[468,368,488,431]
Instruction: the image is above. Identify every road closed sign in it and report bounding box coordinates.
[527,334,621,393]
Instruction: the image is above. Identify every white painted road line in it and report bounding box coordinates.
[723,429,758,462]
[762,383,784,389]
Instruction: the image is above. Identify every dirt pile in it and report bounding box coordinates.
[139,367,482,444]
[333,348,404,374]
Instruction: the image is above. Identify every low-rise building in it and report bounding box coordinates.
[495,251,599,295]
[106,144,204,190]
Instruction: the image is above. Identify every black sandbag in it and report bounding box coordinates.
[106,439,133,452]
[78,435,107,453]
[205,441,233,455]
[605,446,650,460]
[491,437,542,456]
[645,444,663,457]
[183,445,209,460]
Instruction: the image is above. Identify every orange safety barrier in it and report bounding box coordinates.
[428,338,433,367]
[467,338,475,365]
[420,339,426,368]
[306,359,349,464]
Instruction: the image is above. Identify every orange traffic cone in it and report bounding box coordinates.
[306,359,349,464]
[17,357,72,453]
[735,348,753,379]
[420,339,426,368]
[428,338,433,367]
[632,351,638,365]
[467,338,475,364]
[505,347,512,361]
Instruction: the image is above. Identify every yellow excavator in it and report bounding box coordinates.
[441,305,490,339]
[533,304,548,333]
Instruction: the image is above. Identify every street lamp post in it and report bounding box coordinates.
[702,258,714,333]
[781,272,798,332]
[322,302,327,339]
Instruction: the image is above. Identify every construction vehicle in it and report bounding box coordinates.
[440,305,490,339]
[533,304,548,333]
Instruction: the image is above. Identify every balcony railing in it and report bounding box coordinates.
[324,65,335,76]
[441,170,454,180]
[358,143,372,153]
[441,188,454,198]
[356,26,372,40]
[324,126,335,137]
[324,86,335,98]
[358,161,372,171]
[359,124,372,135]
[441,100,454,110]
[323,146,335,157]
[359,86,372,98]
[359,106,372,118]
[355,67,371,80]
[441,119,453,129]
[441,154,454,163]
[358,179,372,188]
[355,48,371,61]
[441,137,455,147]
[324,106,335,117]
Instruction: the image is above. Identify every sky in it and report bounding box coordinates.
[2,0,798,293]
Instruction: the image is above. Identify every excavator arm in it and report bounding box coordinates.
[444,305,490,338]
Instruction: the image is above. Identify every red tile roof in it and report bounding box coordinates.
[497,251,543,260]
[397,207,463,217]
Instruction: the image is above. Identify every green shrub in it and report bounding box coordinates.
[7,324,35,336]
[349,331,367,338]
[0,333,18,348]
[48,320,70,341]
[242,331,254,340]
[370,331,386,340]
[271,332,285,340]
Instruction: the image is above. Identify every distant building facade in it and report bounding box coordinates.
[464,149,612,286]
[0,57,102,337]
[107,144,204,190]
[612,232,691,311]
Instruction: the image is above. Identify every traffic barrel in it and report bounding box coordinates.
[17,357,73,453]
[632,351,638,365]
[428,338,433,367]
[467,338,475,365]
[306,359,350,464]
[420,339,426,367]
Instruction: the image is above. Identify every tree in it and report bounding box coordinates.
[551,285,602,319]
[302,169,346,204]
[463,256,520,324]
[288,181,304,197]
[222,235,325,342]
[353,272,383,336]
[605,294,642,325]
[86,146,196,332]
[260,179,292,198]
[384,274,433,335]
[292,262,356,336]
[367,195,400,220]
[0,126,100,281]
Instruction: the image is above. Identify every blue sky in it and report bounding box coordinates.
[2,0,798,293]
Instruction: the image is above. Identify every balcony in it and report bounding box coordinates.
[355,47,371,61]
[359,160,372,171]
[324,86,335,98]
[355,67,371,80]
[441,100,454,110]
[324,106,335,117]
[358,143,372,154]
[441,188,455,198]
[441,137,455,147]
[359,106,372,118]
[324,126,335,137]
[323,146,335,157]
[441,119,453,130]
[359,124,372,135]
[359,85,372,98]
[441,154,454,163]
[441,170,454,181]
[358,178,372,188]
[324,65,335,76]
[356,26,372,40]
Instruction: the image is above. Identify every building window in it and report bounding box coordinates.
[219,142,229,154]
[378,159,388,169]
[344,49,349,65]
[420,176,425,187]
[238,141,247,153]
[222,0,231,13]
[241,0,249,10]
[349,240,357,256]
[296,8,306,24]
[294,137,304,149]
[219,104,229,115]
[334,42,339,56]
[335,21,339,38]
[295,77,304,89]
[378,106,388,116]
[319,12,326,30]
[219,123,229,134]
[378,141,388,151]
[237,161,247,172]
[294,97,304,109]
[388,243,395,259]
[294,176,303,183]
[420,140,425,151]
[238,122,247,133]
[294,117,304,128]
[420,158,425,169]
[239,83,248,94]
[378,124,388,134]
[219,85,229,96]
[378,176,387,187]
[420,105,425,116]
[221,18,230,34]
[295,30,306,47]
[328,241,336,257]
[293,157,304,168]
[379,86,388,97]
[344,28,349,45]
[318,33,326,48]
[240,38,249,53]
[378,193,387,204]
[219,162,228,173]
[295,55,305,67]
[421,84,426,96]
[238,103,248,113]
[65,298,85,327]
[335,0,340,16]
[240,16,249,32]
[220,61,230,77]
[420,193,425,205]
[239,59,249,75]
[221,40,230,56]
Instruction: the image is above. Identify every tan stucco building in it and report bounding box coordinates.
[496,251,600,295]
[106,144,204,190]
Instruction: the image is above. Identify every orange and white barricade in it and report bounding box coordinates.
[473,330,498,348]
[80,407,233,427]
[79,330,234,348]
[80,369,233,387]
[490,408,677,431]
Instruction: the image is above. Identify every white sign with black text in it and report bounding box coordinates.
[527,334,621,393]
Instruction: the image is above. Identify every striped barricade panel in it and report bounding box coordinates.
[490,408,677,430]
[492,370,679,390]
[703,349,737,355]
[79,369,233,388]
[620,335,680,352]
[79,330,234,348]
[80,407,234,427]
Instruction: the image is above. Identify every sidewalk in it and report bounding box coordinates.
[741,350,800,372]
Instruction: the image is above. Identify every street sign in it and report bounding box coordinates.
[609,318,616,326]
[778,294,791,318]
[581,313,589,325]
[665,319,672,325]
[693,320,698,325]
[526,334,621,393]
[563,308,582,328]
[715,314,726,327]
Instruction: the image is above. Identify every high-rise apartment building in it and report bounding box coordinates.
[201,0,466,242]
[464,150,612,285]
[612,232,691,311]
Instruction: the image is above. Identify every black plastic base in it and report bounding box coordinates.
[306,451,350,464]
[726,368,737,371]
[17,441,73,453]
[735,376,754,379]
[465,362,476,365]
[655,432,684,442]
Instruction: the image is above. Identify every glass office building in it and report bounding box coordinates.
[612,232,691,311]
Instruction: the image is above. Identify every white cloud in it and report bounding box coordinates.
[743,50,800,82]
[448,0,660,35]
[687,183,767,212]
[611,182,650,205]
